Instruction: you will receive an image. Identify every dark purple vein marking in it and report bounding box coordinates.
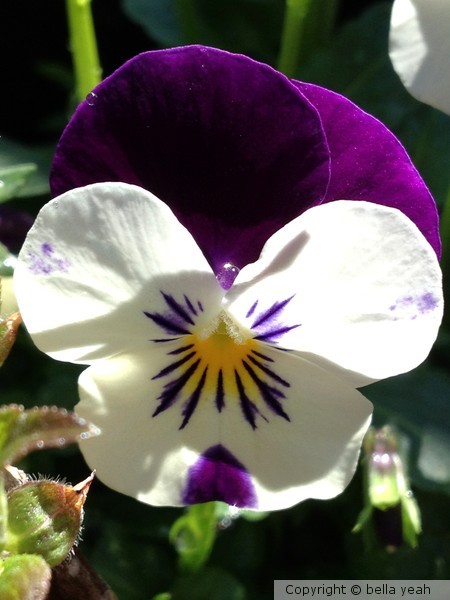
[234,370,268,429]
[251,295,295,328]
[246,300,258,318]
[253,323,301,342]
[216,370,225,412]
[152,351,196,380]
[168,344,195,355]
[184,295,198,316]
[145,292,203,336]
[247,354,290,387]
[152,359,201,416]
[161,292,196,326]
[180,367,208,429]
[242,360,290,421]
[144,311,191,335]
[250,349,274,363]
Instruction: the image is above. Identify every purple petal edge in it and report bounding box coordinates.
[295,82,441,258]
[182,444,258,508]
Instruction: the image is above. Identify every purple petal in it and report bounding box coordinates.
[295,82,441,257]
[182,444,258,508]
[50,46,330,274]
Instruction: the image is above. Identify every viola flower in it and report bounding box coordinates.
[14,47,443,511]
[389,0,450,115]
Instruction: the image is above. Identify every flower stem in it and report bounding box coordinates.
[65,0,102,103]
[278,0,313,77]
[277,0,337,77]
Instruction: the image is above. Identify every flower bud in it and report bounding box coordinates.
[5,473,94,567]
[0,554,51,600]
[354,426,421,550]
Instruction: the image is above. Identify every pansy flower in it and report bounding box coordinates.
[14,47,443,511]
[390,0,450,115]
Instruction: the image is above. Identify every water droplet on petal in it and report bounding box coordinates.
[36,440,44,449]
[217,263,240,290]
[85,92,98,106]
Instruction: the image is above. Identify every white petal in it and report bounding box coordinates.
[76,344,372,511]
[14,182,222,363]
[226,201,442,386]
[389,0,450,115]
[221,347,373,510]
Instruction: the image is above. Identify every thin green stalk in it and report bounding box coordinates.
[278,0,314,77]
[66,0,102,103]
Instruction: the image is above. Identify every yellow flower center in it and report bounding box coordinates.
[150,302,291,429]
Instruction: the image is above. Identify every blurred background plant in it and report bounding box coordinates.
[0,0,449,598]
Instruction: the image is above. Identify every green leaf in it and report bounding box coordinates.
[0,137,53,199]
[0,554,51,600]
[0,405,100,466]
[169,502,217,573]
[0,165,37,203]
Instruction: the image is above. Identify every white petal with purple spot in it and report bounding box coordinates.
[226,200,443,386]
[77,345,372,510]
[14,182,223,363]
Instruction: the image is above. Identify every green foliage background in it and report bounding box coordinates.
[1,1,450,597]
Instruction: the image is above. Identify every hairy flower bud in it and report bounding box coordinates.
[4,473,93,567]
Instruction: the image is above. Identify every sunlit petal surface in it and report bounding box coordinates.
[77,347,372,511]
[227,201,443,386]
[389,0,450,116]
[14,182,223,363]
